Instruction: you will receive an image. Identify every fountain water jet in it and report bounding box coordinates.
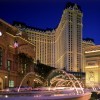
[47,69,84,94]
[18,72,44,92]
[69,74,84,94]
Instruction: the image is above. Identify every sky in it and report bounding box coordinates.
[0,0,100,45]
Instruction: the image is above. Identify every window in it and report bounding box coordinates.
[9,80,14,87]
[7,60,11,71]
[0,47,3,68]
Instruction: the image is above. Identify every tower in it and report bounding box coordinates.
[55,2,83,72]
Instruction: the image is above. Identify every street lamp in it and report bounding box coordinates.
[5,75,8,89]
[0,31,2,36]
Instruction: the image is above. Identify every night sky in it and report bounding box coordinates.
[0,0,100,45]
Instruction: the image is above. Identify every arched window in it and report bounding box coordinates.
[0,47,3,68]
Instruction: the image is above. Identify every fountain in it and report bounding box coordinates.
[0,69,91,100]
[47,69,84,94]
[18,72,44,92]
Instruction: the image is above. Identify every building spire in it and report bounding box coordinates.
[65,2,82,12]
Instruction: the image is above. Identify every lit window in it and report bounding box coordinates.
[7,60,11,71]
[9,80,14,87]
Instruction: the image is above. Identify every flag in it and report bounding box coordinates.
[14,41,18,48]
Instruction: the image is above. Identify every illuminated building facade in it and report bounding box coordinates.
[82,39,95,72]
[55,3,83,71]
[0,19,35,89]
[84,45,100,87]
[13,22,55,67]
[14,3,83,72]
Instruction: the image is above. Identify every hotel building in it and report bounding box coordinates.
[81,38,100,87]
[14,2,83,72]
[83,40,100,87]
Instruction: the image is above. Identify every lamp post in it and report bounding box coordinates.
[4,75,8,89]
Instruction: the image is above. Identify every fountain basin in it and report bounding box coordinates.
[0,92,91,100]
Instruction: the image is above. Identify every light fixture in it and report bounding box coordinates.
[5,75,8,79]
[0,31,2,36]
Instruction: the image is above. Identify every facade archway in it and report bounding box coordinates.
[0,77,3,90]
